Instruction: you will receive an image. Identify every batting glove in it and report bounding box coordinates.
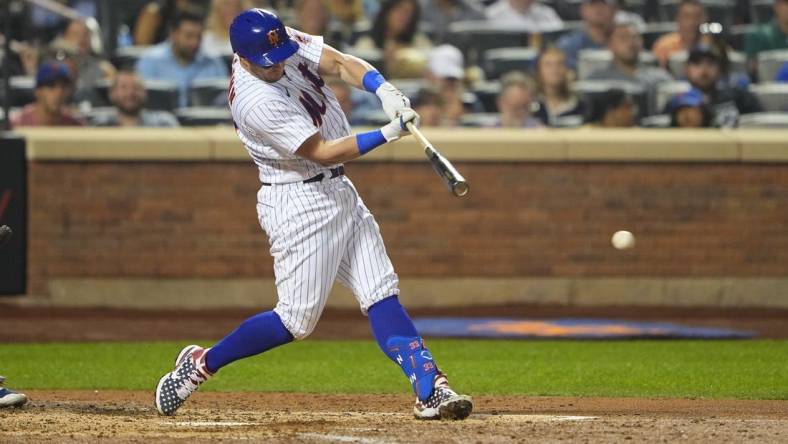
[376,82,411,120]
[380,108,420,142]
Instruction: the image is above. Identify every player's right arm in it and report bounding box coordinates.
[296,109,419,166]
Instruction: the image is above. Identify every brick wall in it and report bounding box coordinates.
[27,161,788,295]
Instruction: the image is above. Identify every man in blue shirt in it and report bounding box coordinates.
[136,12,228,108]
[556,0,617,72]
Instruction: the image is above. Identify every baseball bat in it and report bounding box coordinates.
[405,122,469,197]
[0,225,12,247]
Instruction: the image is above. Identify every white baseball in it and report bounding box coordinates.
[611,230,635,250]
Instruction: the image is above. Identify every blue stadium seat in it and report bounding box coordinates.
[9,76,35,107]
[446,21,529,66]
[471,80,502,113]
[143,80,179,111]
[749,83,788,112]
[757,50,788,83]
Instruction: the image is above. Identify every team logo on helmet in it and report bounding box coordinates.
[267,29,280,46]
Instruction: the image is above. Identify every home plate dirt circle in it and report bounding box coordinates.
[2,391,786,443]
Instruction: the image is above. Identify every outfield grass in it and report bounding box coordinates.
[1,340,787,399]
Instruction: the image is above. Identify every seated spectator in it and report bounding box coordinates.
[50,19,117,106]
[495,71,544,127]
[485,0,563,32]
[134,0,208,46]
[425,44,479,126]
[667,89,712,128]
[420,0,485,44]
[91,71,180,127]
[556,0,616,71]
[684,44,761,128]
[652,0,706,69]
[11,62,83,128]
[136,12,228,108]
[202,0,247,56]
[587,21,672,106]
[534,47,586,126]
[413,87,445,126]
[744,0,788,80]
[356,0,431,76]
[583,88,635,127]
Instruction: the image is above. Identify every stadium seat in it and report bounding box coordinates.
[143,80,179,111]
[642,22,677,51]
[354,109,389,126]
[471,80,502,113]
[189,78,230,107]
[483,47,539,80]
[667,50,747,78]
[446,21,529,65]
[174,107,232,126]
[655,81,691,114]
[640,114,672,128]
[750,0,775,24]
[749,83,788,112]
[552,114,584,127]
[757,50,788,83]
[459,112,500,127]
[728,24,757,52]
[738,112,788,128]
[577,50,657,80]
[111,45,149,70]
[9,76,35,107]
[540,21,584,45]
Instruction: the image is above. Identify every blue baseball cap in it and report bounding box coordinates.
[667,89,705,112]
[36,62,73,88]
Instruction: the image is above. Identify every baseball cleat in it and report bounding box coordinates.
[0,376,28,408]
[154,345,212,416]
[413,373,473,420]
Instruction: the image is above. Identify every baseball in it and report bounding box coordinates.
[611,230,635,250]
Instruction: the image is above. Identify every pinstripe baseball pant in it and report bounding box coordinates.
[257,175,399,339]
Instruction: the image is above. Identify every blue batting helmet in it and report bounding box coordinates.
[229,9,299,68]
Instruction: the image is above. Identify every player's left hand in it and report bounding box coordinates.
[376,82,411,120]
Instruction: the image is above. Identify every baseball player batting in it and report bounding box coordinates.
[154,8,472,420]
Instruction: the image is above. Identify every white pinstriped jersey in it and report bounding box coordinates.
[229,28,351,184]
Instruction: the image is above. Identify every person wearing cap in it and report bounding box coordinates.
[651,0,706,69]
[91,70,180,127]
[485,0,563,33]
[684,44,761,128]
[136,11,228,108]
[666,89,712,128]
[556,0,617,72]
[744,0,788,79]
[424,44,480,126]
[11,61,84,128]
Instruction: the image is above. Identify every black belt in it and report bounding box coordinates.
[261,166,344,186]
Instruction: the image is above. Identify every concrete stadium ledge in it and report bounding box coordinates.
[14,128,788,163]
[44,277,788,309]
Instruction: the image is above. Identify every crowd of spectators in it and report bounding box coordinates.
[1,0,787,130]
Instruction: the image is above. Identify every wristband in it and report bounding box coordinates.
[362,70,386,93]
[356,129,387,154]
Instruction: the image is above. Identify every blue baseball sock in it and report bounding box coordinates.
[368,295,438,401]
[205,310,293,373]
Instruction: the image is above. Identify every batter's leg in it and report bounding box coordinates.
[336,194,472,420]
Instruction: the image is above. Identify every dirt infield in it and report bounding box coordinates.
[2,391,787,443]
